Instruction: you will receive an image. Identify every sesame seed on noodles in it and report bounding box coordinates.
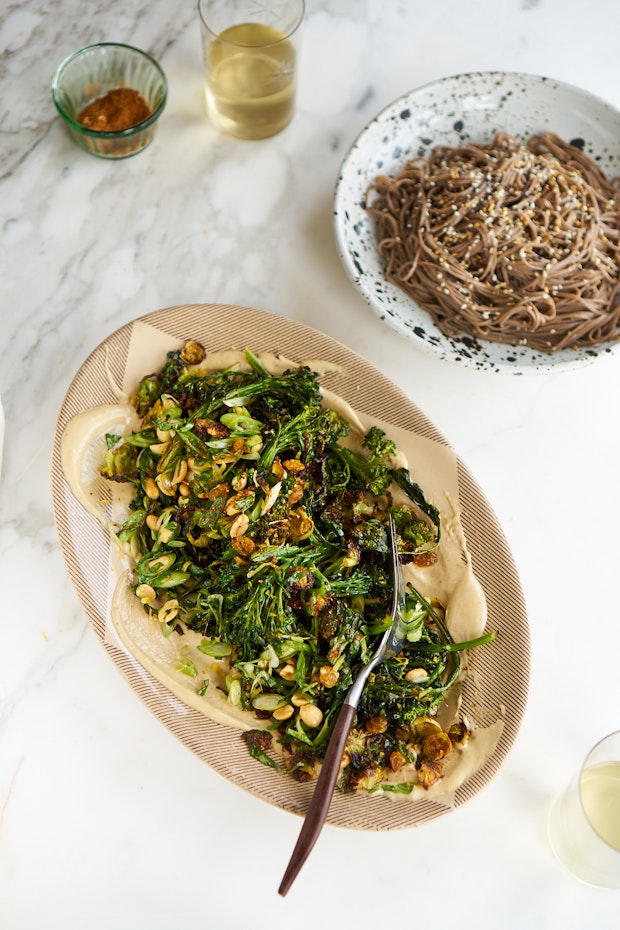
[367,132,620,351]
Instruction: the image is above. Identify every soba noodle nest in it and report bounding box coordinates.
[367,132,620,353]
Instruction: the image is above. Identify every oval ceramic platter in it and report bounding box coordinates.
[51,304,530,830]
[334,71,620,374]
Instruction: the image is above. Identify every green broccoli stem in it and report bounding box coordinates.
[411,630,497,652]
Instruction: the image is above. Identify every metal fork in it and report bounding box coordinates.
[278,514,407,897]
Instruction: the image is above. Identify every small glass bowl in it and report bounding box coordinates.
[51,43,167,159]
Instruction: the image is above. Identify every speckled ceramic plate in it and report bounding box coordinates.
[52,304,530,831]
[334,71,620,374]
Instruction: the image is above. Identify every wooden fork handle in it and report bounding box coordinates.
[278,702,356,897]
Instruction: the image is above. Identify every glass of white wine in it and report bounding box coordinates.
[548,731,620,887]
[197,0,304,140]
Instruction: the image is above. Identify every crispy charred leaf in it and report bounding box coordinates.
[242,729,274,752]
[160,348,189,395]
[101,341,494,794]
[242,729,286,771]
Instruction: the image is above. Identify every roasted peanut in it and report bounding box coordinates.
[136,583,156,604]
[291,692,310,707]
[231,472,248,491]
[261,481,282,515]
[299,704,323,728]
[144,477,159,500]
[230,513,250,538]
[225,489,252,515]
[149,441,170,455]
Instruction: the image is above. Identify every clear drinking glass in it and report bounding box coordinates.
[548,731,620,887]
[197,0,304,139]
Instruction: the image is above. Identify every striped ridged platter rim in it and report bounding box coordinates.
[50,303,530,830]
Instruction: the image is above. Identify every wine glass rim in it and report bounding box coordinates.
[197,0,305,44]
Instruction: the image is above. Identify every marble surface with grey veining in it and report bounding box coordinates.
[2,1,620,928]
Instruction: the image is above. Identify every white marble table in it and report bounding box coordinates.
[2,1,620,927]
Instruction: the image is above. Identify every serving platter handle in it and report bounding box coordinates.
[278,702,356,897]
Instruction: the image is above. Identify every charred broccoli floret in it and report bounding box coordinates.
[362,425,396,463]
